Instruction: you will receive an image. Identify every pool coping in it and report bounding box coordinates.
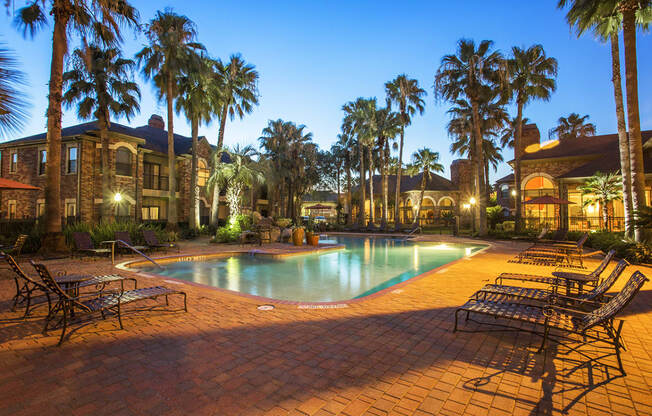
[116,239,492,308]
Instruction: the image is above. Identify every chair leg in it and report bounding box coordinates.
[22,291,32,318]
[11,279,22,311]
[165,295,169,306]
[116,302,123,330]
[57,307,68,346]
[453,309,460,332]
[182,293,187,312]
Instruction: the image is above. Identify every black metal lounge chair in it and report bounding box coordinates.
[142,230,177,252]
[1,234,28,258]
[31,261,187,346]
[475,259,628,305]
[114,231,149,253]
[513,233,592,268]
[527,232,588,253]
[496,249,616,290]
[454,271,649,375]
[72,232,111,257]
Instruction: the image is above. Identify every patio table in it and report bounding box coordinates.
[551,270,599,295]
[100,240,118,264]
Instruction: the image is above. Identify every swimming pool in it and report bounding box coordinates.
[135,236,486,303]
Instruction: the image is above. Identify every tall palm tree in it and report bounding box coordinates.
[373,106,401,227]
[579,171,623,231]
[175,56,215,229]
[62,45,140,222]
[408,148,444,224]
[499,116,530,149]
[385,75,426,229]
[558,0,651,241]
[435,39,507,236]
[210,55,259,225]
[549,113,596,140]
[136,9,205,228]
[335,132,354,224]
[11,0,138,250]
[0,44,29,135]
[259,119,290,217]
[507,44,558,233]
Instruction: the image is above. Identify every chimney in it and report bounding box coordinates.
[148,114,165,129]
[450,159,474,196]
[517,123,541,157]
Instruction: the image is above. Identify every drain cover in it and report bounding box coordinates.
[257,304,275,311]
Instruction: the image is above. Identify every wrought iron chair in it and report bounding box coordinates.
[72,232,111,257]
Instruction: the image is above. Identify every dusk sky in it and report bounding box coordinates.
[2,0,651,181]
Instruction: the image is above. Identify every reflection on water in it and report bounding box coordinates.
[139,237,485,302]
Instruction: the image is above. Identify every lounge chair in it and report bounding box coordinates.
[531,232,588,250]
[497,249,616,292]
[72,232,111,257]
[142,230,177,252]
[1,234,28,258]
[513,233,591,267]
[402,223,421,235]
[454,271,649,375]
[475,259,628,306]
[114,231,149,253]
[31,261,187,346]
[3,253,136,317]
[366,222,380,233]
[511,226,549,241]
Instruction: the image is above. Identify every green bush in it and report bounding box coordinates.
[63,221,168,248]
[565,230,652,264]
[215,223,242,243]
[502,221,515,232]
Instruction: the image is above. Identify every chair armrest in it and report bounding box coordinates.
[543,304,594,318]
[69,289,123,301]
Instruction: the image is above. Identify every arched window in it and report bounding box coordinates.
[421,198,436,223]
[198,160,209,187]
[523,176,555,222]
[116,147,132,176]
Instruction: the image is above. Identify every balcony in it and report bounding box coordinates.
[144,174,169,191]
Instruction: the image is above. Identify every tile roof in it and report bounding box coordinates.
[495,173,514,184]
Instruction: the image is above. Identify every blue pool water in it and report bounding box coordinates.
[136,236,486,302]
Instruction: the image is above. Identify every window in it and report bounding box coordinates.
[144,162,161,189]
[142,206,160,220]
[67,146,77,173]
[115,147,132,176]
[500,184,509,199]
[115,202,130,219]
[198,160,209,187]
[10,151,17,173]
[65,201,76,218]
[36,201,45,218]
[8,200,16,219]
[38,149,47,175]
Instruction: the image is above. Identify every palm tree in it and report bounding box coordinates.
[213,145,263,221]
[579,171,622,231]
[385,75,426,229]
[499,116,530,149]
[136,9,205,229]
[62,45,140,222]
[558,0,651,241]
[507,44,558,233]
[11,0,138,250]
[0,44,29,135]
[175,57,214,229]
[209,55,259,225]
[549,113,596,140]
[373,106,401,227]
[435,39,507,236]
[408,148,444,224]
[335,132,354,224]
[259,119,290,217]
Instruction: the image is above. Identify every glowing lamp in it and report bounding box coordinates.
[469,197,476,205]
[114,193,122,202]
[511,190,517,197]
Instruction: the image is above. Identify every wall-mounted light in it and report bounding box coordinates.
[462,203,471,210]
[511,190,517,197]
[114,193,123,203]
[469,197,476,205]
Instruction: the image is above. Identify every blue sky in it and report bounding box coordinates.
[2,0,651,182]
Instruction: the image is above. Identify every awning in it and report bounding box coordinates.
[0,178,40,191]
[305,203,331,210]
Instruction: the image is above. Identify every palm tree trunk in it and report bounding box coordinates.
[621,5,645,242]
[346,158,352,225]
[41,12,69,252]
[514,100,524,233]
[210,183,220,225]
[603,202,610,232]
[393,124,405,230]
[471,99,487,235]
[611,32,633,237]
[415,173,426,224]
[381,138,389,227]
[99,116,113,223]
[210,106,229,225]
[217,106,228,149]
[358,139,366,226]
[367,146,375,224]
[189,118,199,229]
[166,78,177,227]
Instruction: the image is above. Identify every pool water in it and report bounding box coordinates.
[137,236,486,302]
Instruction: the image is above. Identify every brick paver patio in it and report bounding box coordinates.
[1,236,651,416]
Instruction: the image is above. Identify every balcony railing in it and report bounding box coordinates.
[523,216,626,232]
[144,174,168,191]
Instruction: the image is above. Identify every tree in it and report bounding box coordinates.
[62,45,140,222]
[335,132,355,224]
[435,39,507,237]
[372,106,401,228]
[213,145,263,221]
[11,0,138,251]
[507,44,558,233]
[549,113,596,140]
[407,148,444,224]
[385,75,426,230]
[558,0,651,241]
[136,9,205,228]
[0,43,29,135]
[175,57,214,229]
[210,55,259,225]
[579,171,622,231]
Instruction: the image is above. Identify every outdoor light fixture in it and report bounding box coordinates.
[469,197,476,205]
[114,193,122,202]
[511,190,517,197]
[462,203,471,210]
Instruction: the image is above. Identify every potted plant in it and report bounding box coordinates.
[304,217,315,242]
[292,226,305,246]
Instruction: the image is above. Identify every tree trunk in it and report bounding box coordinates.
[358,139,366,226]
[367,146,375,224]
[414,173,426,224]
[381,138,389,228]
[346,156,352,225]
[189,118,199,229]
[99,117,113,223]
[471,99,487,235]
[603,202,610,232]
[210,106,229,225]
[514,100,524,233]
[41,11,69,252]
[622,5,646,242]
[611,33,633,237]
[210,183,220,225]
[393,124,405,230]
[166,78,177,228]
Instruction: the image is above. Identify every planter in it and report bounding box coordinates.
[292,228,305,246]
[305,231,314,241]
[308,234,320,246]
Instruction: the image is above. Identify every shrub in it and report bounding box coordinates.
[63,221,167,248]
[502,221,515,232]
[215,223,242,243]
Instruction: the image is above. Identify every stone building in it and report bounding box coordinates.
[0,115,224,224]
[495,123,652,231]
